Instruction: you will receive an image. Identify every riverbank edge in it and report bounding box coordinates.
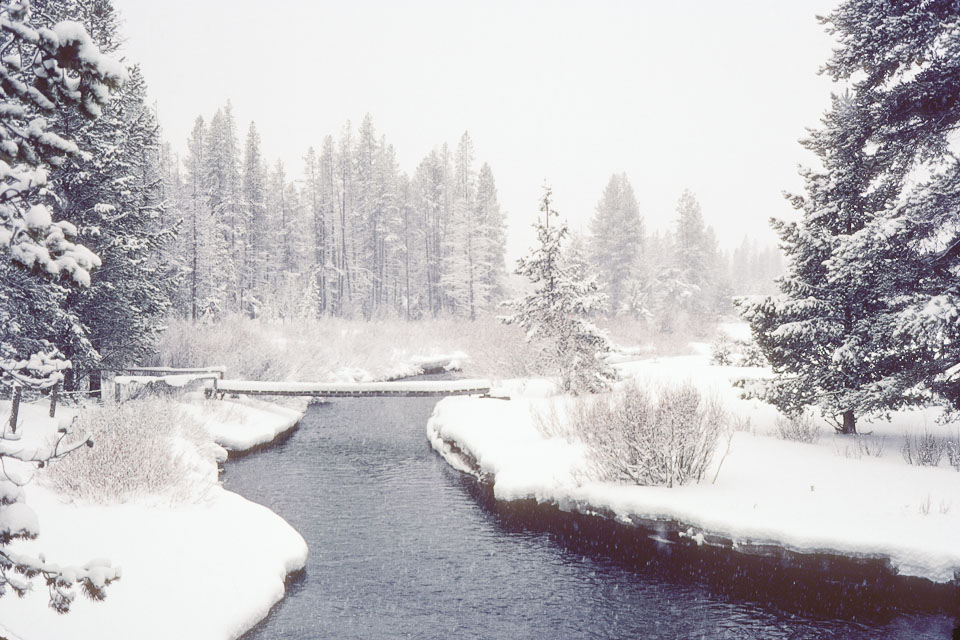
[427,426,960,599]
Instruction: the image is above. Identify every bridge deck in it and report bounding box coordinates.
[206,378,492,398]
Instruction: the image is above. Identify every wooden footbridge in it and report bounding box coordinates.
[110,364,491,401]
[204,378,492,399]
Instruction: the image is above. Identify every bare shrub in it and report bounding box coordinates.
[856,435,885,458]
[43,399,221,504]
[901,430,945,467]
[557,383,726,488]
[775,412,821,444]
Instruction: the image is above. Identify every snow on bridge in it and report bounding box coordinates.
[205,378,492,399]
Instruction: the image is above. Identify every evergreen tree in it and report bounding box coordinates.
[738,92,899,434]
[588,173,645,316]
[55,66,175,384]
[502,186,616,394]
[820,1,960,412]
[240,122,267,316]
[475,162,506,301]
[0,0,123,609]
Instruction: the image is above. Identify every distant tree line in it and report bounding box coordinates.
[582,173,782,335]
[161,113,507,322]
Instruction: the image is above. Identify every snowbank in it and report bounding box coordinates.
[0,485,307,640]
[0,401,308,640]
[178,393,305,453]
[326,350,468,383]
[427,355,960,585]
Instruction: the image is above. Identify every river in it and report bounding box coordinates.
[223,389,958,639]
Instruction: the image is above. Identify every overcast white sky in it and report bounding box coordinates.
[110,0,838,261]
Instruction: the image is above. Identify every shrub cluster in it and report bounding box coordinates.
[544,383,727,488]
[901,431,946,467]
[43,399,221,504]
[775,412,822,444]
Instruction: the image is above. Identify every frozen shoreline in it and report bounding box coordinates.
[427,356,960,587]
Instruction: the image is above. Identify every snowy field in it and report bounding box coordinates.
[0,401,307,640]
[428,350,960,585]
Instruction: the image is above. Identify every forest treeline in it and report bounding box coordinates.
[160,108,783,328]
[0,0,783,389]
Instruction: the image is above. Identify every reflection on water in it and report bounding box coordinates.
[223,389,959,640]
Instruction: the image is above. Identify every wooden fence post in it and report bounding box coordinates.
[49,383,58,418]
[9,386,21,434]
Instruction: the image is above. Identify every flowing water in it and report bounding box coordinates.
[223,389,958,639]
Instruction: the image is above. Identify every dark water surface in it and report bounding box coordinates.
[224,390,958,639]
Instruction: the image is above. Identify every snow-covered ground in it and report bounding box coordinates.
[428,352,960,585]
[0,401,307,640]
[179,393,306,452]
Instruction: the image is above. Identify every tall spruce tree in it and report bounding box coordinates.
[820,1,960,412]
[738,92,899,434]
[502,186,615,394]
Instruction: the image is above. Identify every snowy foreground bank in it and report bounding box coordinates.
[0,402,307,640]
[428,355,960,585]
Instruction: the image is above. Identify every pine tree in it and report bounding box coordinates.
[54,66,175,383]
[239,122,266,316]
[819,1,960,412]
[738,92,899,434]
[202,103,241,311]
[588,173,645,316]
[0,0,123,609]
[502,186,616,394]
[475,162,506,301]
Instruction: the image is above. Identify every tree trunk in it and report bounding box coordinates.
[841,409,856,434]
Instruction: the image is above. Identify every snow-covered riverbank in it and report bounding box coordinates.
[427,355,960,586]
[0,401,307,640]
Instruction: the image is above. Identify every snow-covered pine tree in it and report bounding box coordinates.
[0,0,123,609]
[819,1,960,413]
[442,132,489,319]
[588,173,645,316]
[475,162,506,302]
[203,103,242,312]
[412,148,448,317]
[54,65,176,386]
[502,186,616,394]
[240,121,267,317]
[737,92,901,434]
[667,189,729,331]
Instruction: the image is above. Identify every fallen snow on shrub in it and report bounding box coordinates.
[427,353,960,584]
[43,399,223,504]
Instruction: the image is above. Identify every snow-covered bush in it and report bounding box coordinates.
[555,383,726,487]
[775,412,821,444]
[44,400,221,504]
[901,431,945,467]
